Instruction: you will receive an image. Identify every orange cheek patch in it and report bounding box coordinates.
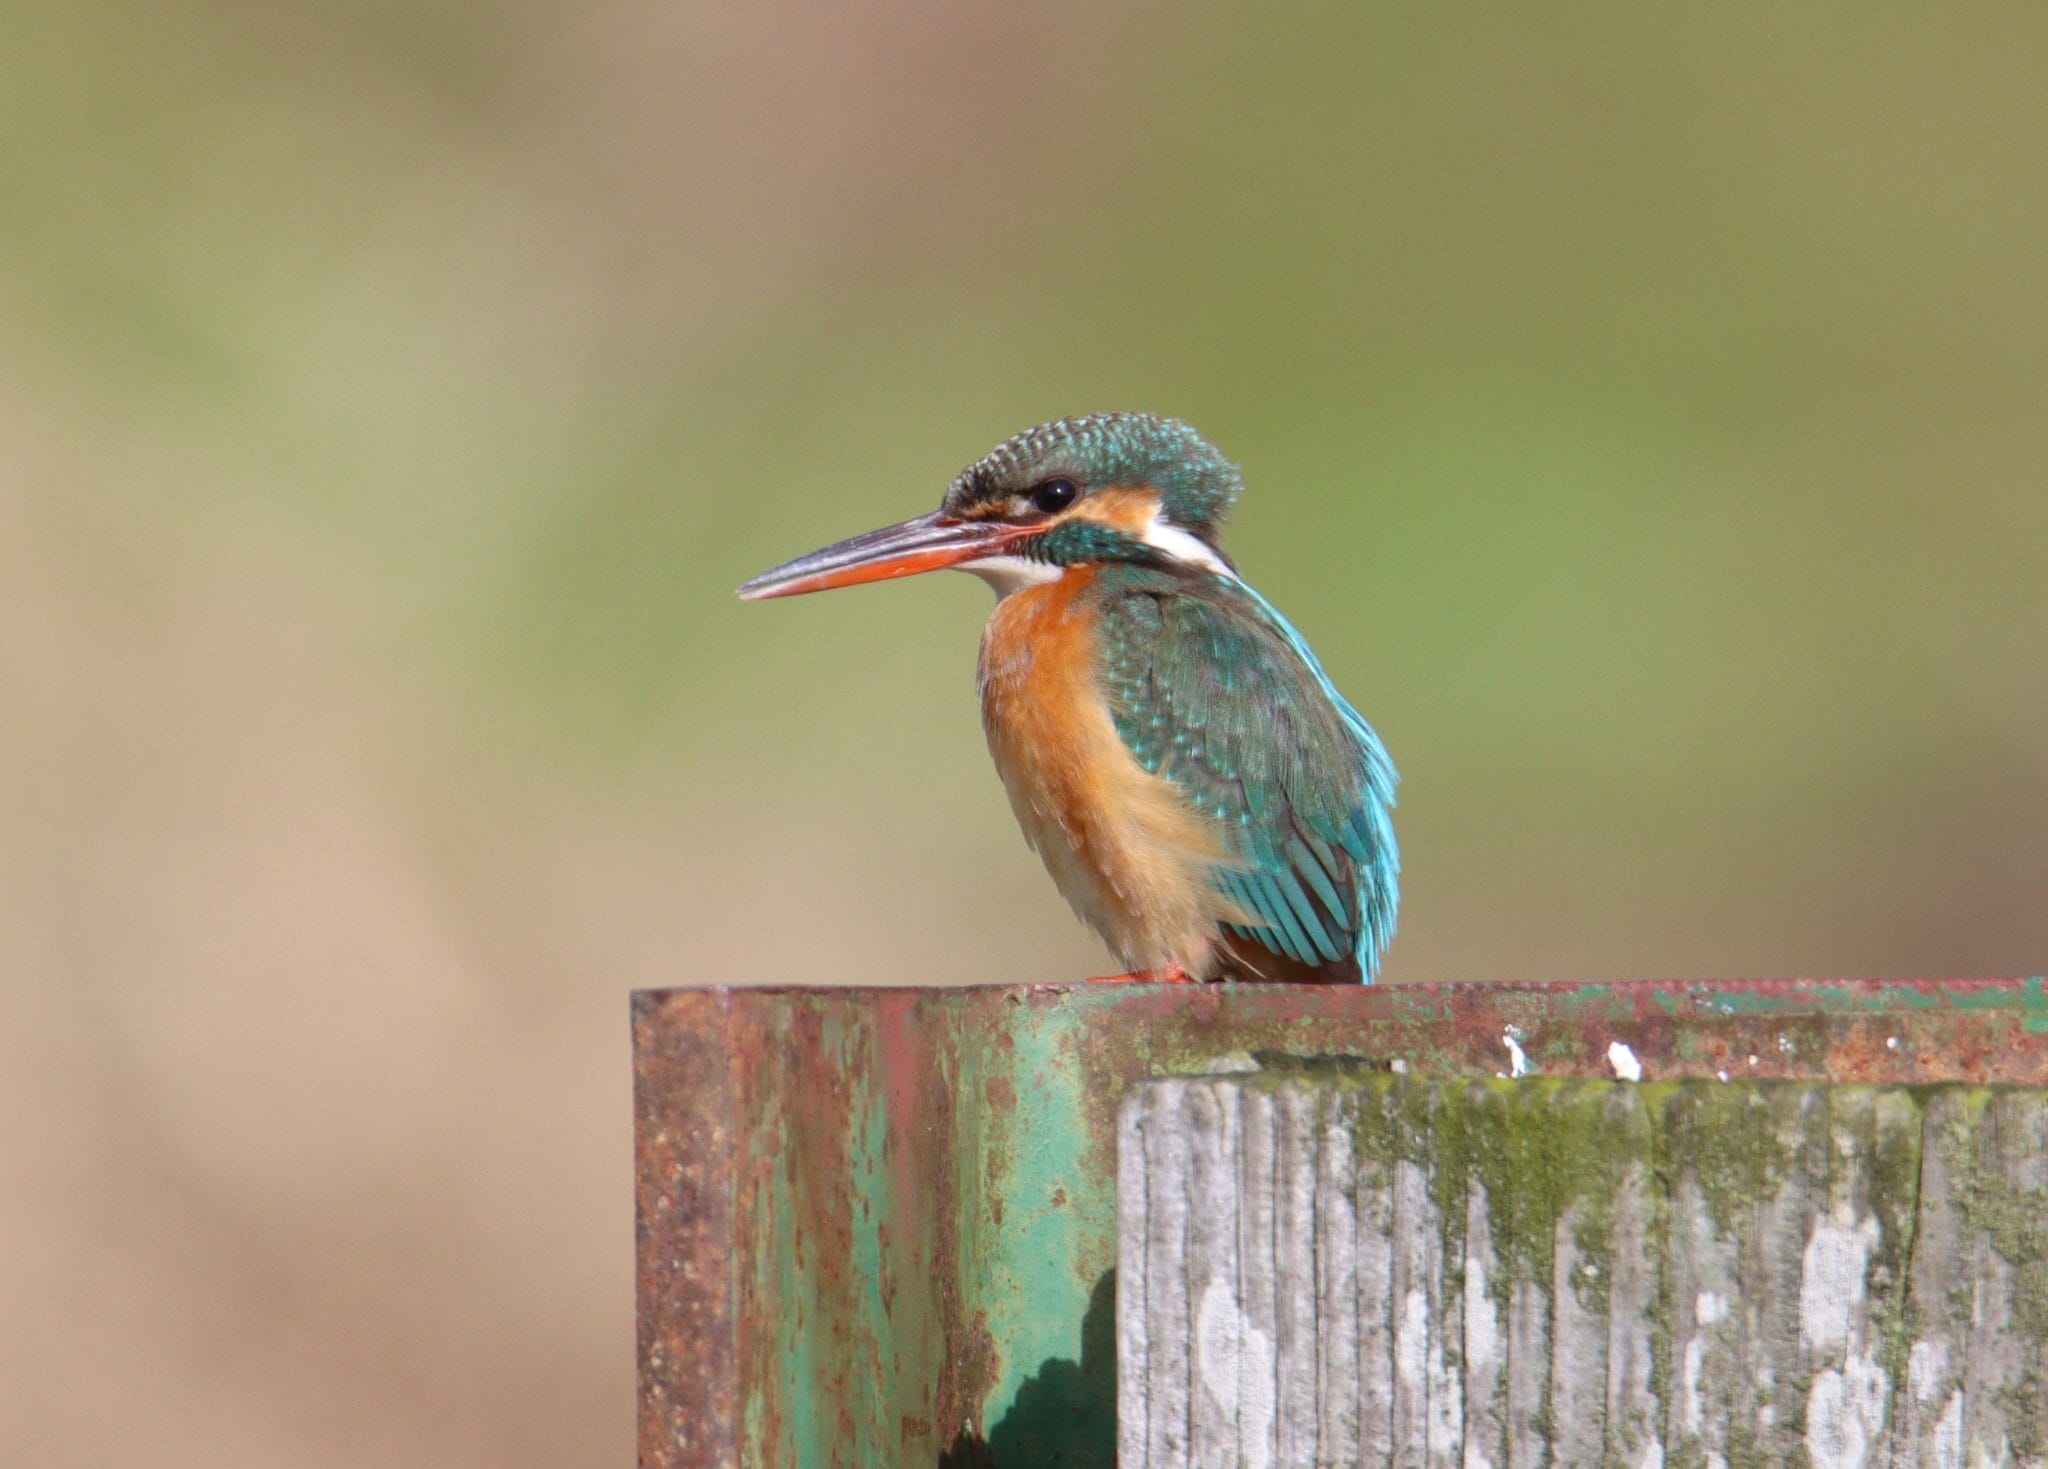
[1069,485,1163,535]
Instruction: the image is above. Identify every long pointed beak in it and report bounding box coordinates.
[737,510,1030,601]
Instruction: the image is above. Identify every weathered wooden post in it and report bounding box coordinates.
[633,979,2048,1468]
[1117,1074,2048,1467]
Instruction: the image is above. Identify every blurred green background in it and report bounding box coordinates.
[5,3,2045,1464]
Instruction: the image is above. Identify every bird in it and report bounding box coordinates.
[738,414,1398,984]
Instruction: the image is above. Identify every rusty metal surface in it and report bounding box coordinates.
[634,991,738,1466]
[632,976,2048,1468]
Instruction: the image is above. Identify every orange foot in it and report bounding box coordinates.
[1085,961,1196,985]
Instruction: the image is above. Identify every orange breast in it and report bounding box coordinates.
[977,569,1231,977]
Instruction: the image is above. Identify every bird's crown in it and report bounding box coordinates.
[942,413,1244,544]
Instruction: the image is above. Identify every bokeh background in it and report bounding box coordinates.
[5,4,2045,1464]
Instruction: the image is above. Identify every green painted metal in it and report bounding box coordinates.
[634,977,2048,1468]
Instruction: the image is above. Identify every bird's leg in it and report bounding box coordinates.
[1085,960,1196,985]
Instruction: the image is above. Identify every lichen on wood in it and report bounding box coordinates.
[1118,1073,2048,1469]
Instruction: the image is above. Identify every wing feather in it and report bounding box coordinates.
[1100,573,1399,981]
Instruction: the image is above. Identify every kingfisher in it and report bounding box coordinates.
[738,414,1398,984]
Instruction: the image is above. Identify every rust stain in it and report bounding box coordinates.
[925,1020,995,1442]
[633,989,737,1469]
[872,991,925,1247]
[905,994,998,1463]
[791,1004,865,1463]
[932,1307,1001,1446]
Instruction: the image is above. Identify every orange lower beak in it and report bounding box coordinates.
[738,511,1031,601]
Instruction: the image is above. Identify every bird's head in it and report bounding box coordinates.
[738,413,1245,601]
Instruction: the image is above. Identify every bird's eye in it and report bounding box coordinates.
[1031,478,1079,514]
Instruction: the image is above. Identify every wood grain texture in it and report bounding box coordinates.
[1118,1075,2048,1469]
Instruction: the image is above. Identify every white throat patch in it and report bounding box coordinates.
[962,554,1063,598]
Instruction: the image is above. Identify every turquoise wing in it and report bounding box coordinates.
[1097,575,1400,981]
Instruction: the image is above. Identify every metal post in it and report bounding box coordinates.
[632,978,2048,1468]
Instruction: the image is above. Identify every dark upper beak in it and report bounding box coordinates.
[737,510,1031,601]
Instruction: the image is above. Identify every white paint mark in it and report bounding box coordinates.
[1607,1041,1643,1082]
[1931,1393,1962,1469]
[1427,1350,1462,1459]
[1805,1353,1890,1469]
[1748,1053,1760,1067]
[1204,1052,1260,1075]
[1394,1287,1430,1393]
[1800,1209,1879,1352]
[1777,1034,1795,1055]
[1797,1211,1894,1468]
[1196,1276,1275,1468]
[1465,1244,1500,1375]
[1696,1291,1729,1325]
[1389,1057,1408,1074]
[1886,1035,1899,1051]
[1907,1339,1964,1466]
[1716,1070,1730,1082]
[1680,1337,1709,1433]
[1503,1029,1531,1078]
[1907,1340,1947,1403]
